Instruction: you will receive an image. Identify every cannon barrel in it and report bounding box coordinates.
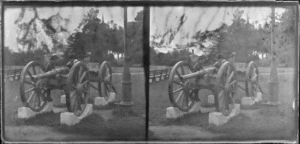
[180,67,216,80]
[32,67,69,79]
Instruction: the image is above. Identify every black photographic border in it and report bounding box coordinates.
[1,0,299,143]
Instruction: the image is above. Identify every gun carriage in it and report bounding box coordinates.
[19,54,114,116]
[168,55,262,116]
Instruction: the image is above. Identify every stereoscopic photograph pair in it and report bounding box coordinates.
[0,1,298,143]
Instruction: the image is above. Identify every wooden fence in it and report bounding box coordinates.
[149,68,171,83]
[1,66,23,82]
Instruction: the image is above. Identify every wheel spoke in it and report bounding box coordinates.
[181,95,187,108]
[36,92,41,107]
[71,91,77,112]
[226,66,231,78]
[175,91,184,103]
[173,81,184,86]
[104,84,110,95]
[90,83,98,90]
[77,94,82,111]
[78,67,83,80]
[251,84,257,96]
[31,93,37,108]
[227,71,235,83]
[80,71,87,83]
[180,66,185,75]
[27,91,35,103]
[25,81,35,85]
[218,90,225,110]
[173,87,184,93]
[81,80,89,86]
[32,66,37,75]
[27,71,34,80]
[229,80,237,87]
[175,70,183,82]
[25,87,35,93]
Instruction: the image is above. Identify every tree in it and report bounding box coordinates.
[127,10,144,65]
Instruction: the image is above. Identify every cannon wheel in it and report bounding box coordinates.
[245,61,260,100]
[216,61,237,116]
[20,61,48,112]
[66,61,90,116]
[168,61,196,112]
[98,61,115,100]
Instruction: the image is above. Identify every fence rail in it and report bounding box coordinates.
[149,68,171,83]
[1,66,23,82]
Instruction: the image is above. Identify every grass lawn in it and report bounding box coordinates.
[3,73,146,141]
[149,72,297,141]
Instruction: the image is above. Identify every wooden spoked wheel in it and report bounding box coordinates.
[168,61,196,112]
[20,61,48,112]
[216,61,237,116]
[99,61,114,100]
[66,61,90,116]
[245,61,259,100]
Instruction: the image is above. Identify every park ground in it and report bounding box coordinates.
[1,67,298,142]
[2,72,146,142]
[149,70,298,141]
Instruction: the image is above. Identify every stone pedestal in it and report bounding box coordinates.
[207,95,215,104]
[60,104,93,126]
[107,92,116,103]
[94,92,116,106]
[60,95,66,104]
[94,97,108,106]
[208,104,240,126]
[17,102,53,119]
[166,102,216,119]
[241,97,255,106]
[241,92,263,106]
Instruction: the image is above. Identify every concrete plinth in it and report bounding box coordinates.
[60,104,93,126]
[17,102,53,119]
[94,92,116,106]
[94,97,108,106]
[254,92,262,103]
[166,102,216,119]
[107,92,116,103]
[60,95,66,104]
[241,92,263,106]
[207,95,215,104]
[241,97,255,106]
[208,104,240,126]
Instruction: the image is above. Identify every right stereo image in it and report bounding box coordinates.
[148,5,298,141]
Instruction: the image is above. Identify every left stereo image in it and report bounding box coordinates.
[1,4,146,141]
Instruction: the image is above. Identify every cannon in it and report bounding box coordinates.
[19,57,115,116]
[168,58,262,116]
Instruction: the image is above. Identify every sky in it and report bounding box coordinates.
[150,6,286,54]
[4,6,286,53]
[4,6,143,52]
